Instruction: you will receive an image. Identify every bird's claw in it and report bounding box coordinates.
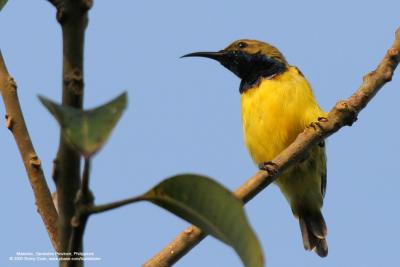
[258,161,279,176]
[307,121,322,130]
[307,117,328,130]
[318,116,328,122]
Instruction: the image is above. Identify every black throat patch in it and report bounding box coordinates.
[239,58,287,93]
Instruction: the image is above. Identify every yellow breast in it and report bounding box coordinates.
[241,66,325,164]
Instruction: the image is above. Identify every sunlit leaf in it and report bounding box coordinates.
[39,92,127,157]
[143,174,264,267]
[0,0,8,12]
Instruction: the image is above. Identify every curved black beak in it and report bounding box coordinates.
[181,51,226,62]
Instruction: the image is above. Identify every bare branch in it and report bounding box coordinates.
[0,50,59,251]
[142,27,400,267]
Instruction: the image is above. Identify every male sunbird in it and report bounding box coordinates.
[182,40,328,257]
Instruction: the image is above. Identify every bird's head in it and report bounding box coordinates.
[182,39,288,92]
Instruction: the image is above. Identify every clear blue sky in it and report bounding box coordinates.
[1,1,399,267]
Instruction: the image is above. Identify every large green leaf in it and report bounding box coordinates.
[0,0,8,11]
[39,92,127,157]
[143,174,264,267]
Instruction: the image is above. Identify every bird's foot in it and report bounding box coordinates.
[307,121,322,131]
[258,161,279,176]
[307,117,328,131]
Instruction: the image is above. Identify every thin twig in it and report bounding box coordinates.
[142,27,400,267]
[0,50,60,251]
[89,196,145,214]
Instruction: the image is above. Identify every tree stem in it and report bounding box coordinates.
[48,1,92,266]
[50,0,91,266]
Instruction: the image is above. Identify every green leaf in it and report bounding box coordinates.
[0,0,8,12]
[39,92,127,157]
[143,174,264,267]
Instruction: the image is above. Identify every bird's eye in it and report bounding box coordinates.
[237,42,247,49]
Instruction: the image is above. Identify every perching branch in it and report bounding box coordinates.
[0,51,59,251]
[47,0,92,257]
[142,27,400,267]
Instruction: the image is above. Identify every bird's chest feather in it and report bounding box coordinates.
[240,68,322,163]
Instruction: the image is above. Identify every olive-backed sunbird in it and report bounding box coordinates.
[182,40,328,257]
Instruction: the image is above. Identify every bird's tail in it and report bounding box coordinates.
[298,210,328,257]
